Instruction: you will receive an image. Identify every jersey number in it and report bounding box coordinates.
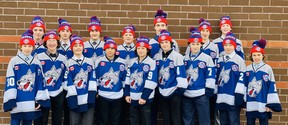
[7,78,15,87]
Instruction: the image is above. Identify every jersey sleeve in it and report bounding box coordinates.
[88,64,97,104]
[175,55,188,95]
[234,59,246,107]
[141,60,158,100]
[66,65,78,109]
[3,58,17,112]
[205,57,216,97]
[266,67,282,112]
[35,63,51,108]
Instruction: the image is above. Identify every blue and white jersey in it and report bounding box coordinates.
[83,39,105,62]
[117,43,137,67]
[183,51,216,98]
[57,41,73,59]
[3,53,50,120]
[185,40,219,64]
[245,62,282,119]
[33,44,46,56]
[37,52,67,97]
[154,50,188,98]
[149,35,179,59]
[124,56,158,106]
[66,56,97,112]
[95,56,127,101]
[216,51,246,110]
[212,37,244,59]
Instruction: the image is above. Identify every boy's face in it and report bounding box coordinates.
[46,39,58,52]
[189,42,202,54]
[32,27,45,41]
[160,40,171,52]
[220,24,232,35]
[224,43,234,54]
[137,46,148,58]
[122,33,134,45]
[252,52,263,64]
[72,44,83,56]
[21,44,34,56]
[105,48,116,58]
[200,29,210,42]
[59,30,71,41]
[154,22,167,35]
[90,30,100,40]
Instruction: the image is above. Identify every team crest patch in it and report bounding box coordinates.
[256,47,261,51]
[140,42,145,47]
[156,61,160,65]
[115,51,120,55]
[36,22,42,26]
[210,52,216,58]
[157,18,162,22]
[100,62,106,66]
[92,26,96,30]
[262,74,269,82]
[24,39,29,44]
[84,49,88,53]
[49,34,54,39]
[221,20,226,24]
[120,64,125,71]
[246,72,250,76]
[217,64,220,68]
[126,29,131,33]
[69,66,74,71]
[194,38,199,42]
[231,65,239,71]
[76,40,80,43]
[142,65,150,72]
[169,62,174,68]
[203,25,207,29]
[184,61,187,66]
[198,62,206,68]
[161,36,166,40]
[41,61,45,65]
[225,40,231,44]
[64,26,69,30]
[109,44,114,48]
[14,65,19,70]
[236,45,241,51]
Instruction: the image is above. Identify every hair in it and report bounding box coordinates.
[43,40,61,49]
[134,47,150,57]
[249,54,266,62]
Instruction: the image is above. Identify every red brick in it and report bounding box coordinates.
[108,0,128,3]
[263,7,283,13]
[181,6,201,12]
[141,5,160,11]
[229,14,249,20]
[250,0,270,6]
[4,22,24,29]
[169,0,188,4]
[233,27,247,33]
[129,0,148,4]
[149,0,168,4]
[80,3,99,10]
[67,10,87,16]
[59,3,79,10]
[249,14,269,20]
[39,2,58,9]
[229,0,249,5]
[166,19,180,25]
[241,21,261,27]
[239,34,260,40]
[262,21,282,27]
[0,2,17,8]
[0,29,16,35]
[180,19,198,25]
[248,28,268,34]
[222,7,241,12]
[100,4,120,10]
[161,6,181,11]
[261,34,281,40]
[188,13,207,19]
[0,15,16,21]
[168,12,187,18]
[188,0,208,5]
[24,9,45,15]
[128,12,147,18]
[120,18,139,25]
[101,18,120,24]
[243,7,262,13]
[202,6,221,12]
[121,5,140,11]
[271,14,288,20]
[86,11,107,18]
[4,8,24,15]
[46,10,65,16]
[271,0,288,6]
[269,28,288,34]
[108,12,127,17]
[209,0,228,5]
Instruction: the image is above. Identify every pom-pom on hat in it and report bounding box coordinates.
[188,27,202,44]
[70,34,84,50]
[103,36,117,50]
[58,18,72,32]
[30,16,46,31]
[43,30,59,42]
[222,32,237,49]
[158,30,172,43]
[88,16,102,32]
[199,18,212,33]
[154,9,168,25]
[122,24,136,37]
[136,36,151,49]
[219,16,232,28]
[250,38,267,54]
[20,29,35,46]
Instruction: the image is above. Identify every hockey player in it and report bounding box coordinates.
[84,16,105,62]
[117,25,137,67]
[35,30,67,125]
[29,16,46,56]
[124,36,158,125]
[216,32,246,125]
[182,28,216,125]
[57,18,73,59]
[245,38,282,125]
[154,30,188,125]
[3,31,50,125]
[212,16,244,59]
[95,36,127,125]
[66,34,97,125]
[149,9,179,59]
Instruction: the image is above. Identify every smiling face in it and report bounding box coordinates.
[200,29,210,43]
[105,48,116,59]
[89,30,100,40]
[189,42,202,54]
[32,27,45,42]
[46,39,58,52]
[122,33,134,45]
[220,24,232,35]
[72,44,83,56]
[137,46,148,58]
[252,52,264,64]
[154,22,167,35]
[160,40,171,53]
[224,43,235,54]
[59,30,71,41]
[21,44,34,56]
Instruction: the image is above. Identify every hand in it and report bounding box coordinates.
[125,96,131,103]
[242,108,246,111]
[266,107,271,112]
[138,98,146,105]
[35,103,41,110]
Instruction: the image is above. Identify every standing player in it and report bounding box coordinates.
[29,16,46,56]
[3,31,50,125]
[57,18,73,59]
[216,32,246,125]
[66,34,97,125]
[182,28,216,125]
[245,38,282,125]
[124,36,158,125]
[95,36,127,125]
[212,16,244,59]
[84,16,105,62]
[149,9,179,59]
[154,30,188,125]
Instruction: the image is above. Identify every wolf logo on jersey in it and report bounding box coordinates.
[44,65,62,87]
[99,68,120,89]
[17,69,35,91]
[186,65,199,85]
[217,68,231,86]
[74,69,88,89]
[159,66,170,85]
[247,77,262,97]
[130,69,143,89]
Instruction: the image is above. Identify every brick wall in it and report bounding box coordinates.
[0,0,288,124]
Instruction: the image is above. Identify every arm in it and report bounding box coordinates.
[205,57,216,98]
[266,67,282,112]
[3,59,17,112]
[35,63,50,108]
[234,60,246,107]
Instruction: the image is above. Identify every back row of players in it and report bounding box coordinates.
[4,9,282,125]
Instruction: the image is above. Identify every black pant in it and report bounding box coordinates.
[34,91,64,125]
[160,94,182,125]
[130,103,152,125]
[98,96,123,125]
[63,90,70,125]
